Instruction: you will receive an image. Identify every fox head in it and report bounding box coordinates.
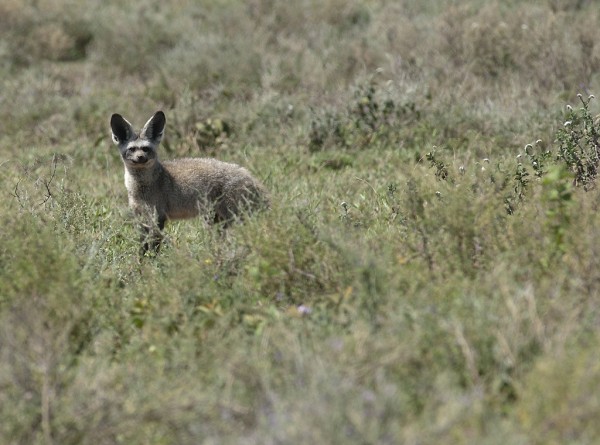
[110,111,165,169]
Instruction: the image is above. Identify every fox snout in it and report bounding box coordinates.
[129,152,149,164]
[122,146,156,168]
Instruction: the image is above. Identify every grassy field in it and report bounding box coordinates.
[2,0,600,443]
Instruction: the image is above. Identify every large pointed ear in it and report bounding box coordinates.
[110,114,134,145]
[140,111,166,144]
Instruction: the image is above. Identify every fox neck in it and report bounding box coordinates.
[123,161,163,193]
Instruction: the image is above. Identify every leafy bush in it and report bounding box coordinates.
[555,94,600,188]
[308,77,420,151]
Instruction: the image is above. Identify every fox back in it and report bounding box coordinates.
[110,110,268,252]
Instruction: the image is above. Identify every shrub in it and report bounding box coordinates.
[308,76,420,151]
[555,94,600,188]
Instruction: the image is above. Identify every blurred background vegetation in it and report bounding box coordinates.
[1,0,600,443]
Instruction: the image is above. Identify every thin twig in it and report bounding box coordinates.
[12,175,26,209]
[39,155,57,206]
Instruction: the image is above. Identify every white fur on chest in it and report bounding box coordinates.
[123,167,157,205]
[124,169,135,193]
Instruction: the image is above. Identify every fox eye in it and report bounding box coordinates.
[141,147,150,153]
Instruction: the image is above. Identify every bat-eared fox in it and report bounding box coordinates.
[110,110,268,255]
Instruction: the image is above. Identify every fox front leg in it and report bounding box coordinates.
[139,215,166,256]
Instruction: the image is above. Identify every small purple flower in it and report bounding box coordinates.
[297,304,312,315]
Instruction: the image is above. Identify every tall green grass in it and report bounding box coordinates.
[2,0,600,443]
